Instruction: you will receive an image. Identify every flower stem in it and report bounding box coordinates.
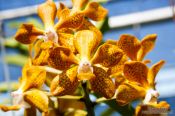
[82,82,95,116]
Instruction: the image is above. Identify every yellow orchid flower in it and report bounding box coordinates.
[15,0,107,45]
[117,34,157,61]
[0,60,49,113]
[56,0,108,41]
[115,60,165,106]
[107,34,157,77]
[56,0,108,28]
[48,30,123,98]
[14,0,78,53]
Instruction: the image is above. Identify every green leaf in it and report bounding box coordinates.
[96,17,110,34]
[96,98,135,116]
[5,54,28,66]
[0,81,19,92]
[101,108,115,116]
[26,18,44,29]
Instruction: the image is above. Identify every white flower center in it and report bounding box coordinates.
[38,28,58,43]
[78,58,93,74]
[11,89,31,108]
[143,89,159,104]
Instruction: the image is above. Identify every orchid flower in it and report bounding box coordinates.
[107,34,157,77]
[115,60,168,108]
[48,30,123,98]
[0,60,49,113]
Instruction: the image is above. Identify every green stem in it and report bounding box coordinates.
[82,82,95,116]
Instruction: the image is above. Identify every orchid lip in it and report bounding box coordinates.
[11,89,31,109]
[78,57,93,74]
[143,89,159,104]
[38,28,58,44]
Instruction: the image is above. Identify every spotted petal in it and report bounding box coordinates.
[118,34,141,60]
[57,3,70,20]
[107,55,128,77]
[91,43,123,67]
[38,0,57,29]
[57,33,76,53]
[116,83,146,106]
[90,66,115,98]
[20,67,46,92]
[24,89,49,112]
[124,61,148,87]
[115,74,126,88]
[74,30,99,59]
[72,0,88,11]
[55,13,84,30]
[137,34,157,61]
[48,46,79,70]
[32,41,54,65]
[148,60,165,88]
[50,66,79,96]
[78,20,102,44]
[15,24,44,44]
[83,2,108,21]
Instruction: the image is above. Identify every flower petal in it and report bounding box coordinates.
[32,41,54,65]
[15,24,44,44]
[148,60,165,88]
[0,105,20,112]
[137,34,157,61]
[45,72,57,87]
[77,19,102,44]
[83,2,108,21]
[74,30,99,59]
[38,0,57,29]
[116,83,146,106]
[29,39,43,59]
[107,55,128,77]
[124,61,148,87]
[48,46,79,70]
[20,67,46,92]
[90,66,115,98]
[118,34,141,60]
[57,33,76,53]
[57,3,70,20]
[115,74,126,88]
[55,13,84,30]
[24,89,49,112]
[91,43,123,67]
[50,66,79,96]
[72,0,88,11]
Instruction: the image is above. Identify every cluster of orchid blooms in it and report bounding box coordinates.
[0,0,170,115]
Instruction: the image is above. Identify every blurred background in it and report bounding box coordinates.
[0,0,175,115]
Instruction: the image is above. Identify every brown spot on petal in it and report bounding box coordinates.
[118,34,141,60]
[15,24,43,44]
[90,66,115,98]
[91,43,123,67]
[124,61,148,87]
[50,66,79,96]
[116,83,146,106]
[24,89,49,112]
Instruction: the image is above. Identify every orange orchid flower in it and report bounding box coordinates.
[107,34,157,77]
[115,60,165,106]
[0,60,49,113]
[48,30,123,98]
